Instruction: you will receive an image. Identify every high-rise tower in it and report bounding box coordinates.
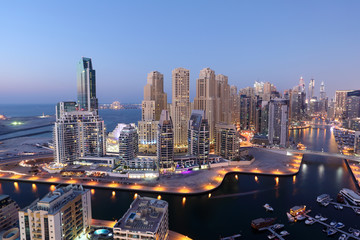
[171,68,190,147]
[308,78,315,99]
[194,68,216,141]
[320,81,326,100]
[77,57,98,111]
[157,110,174,172]
[144,71,167,121]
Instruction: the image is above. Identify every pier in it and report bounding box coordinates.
[328,200,360,213]
[305,214,360,240]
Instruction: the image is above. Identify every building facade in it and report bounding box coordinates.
[188,110,210,166]
[171,68,190,148]
[54,111,105,164]
[157,110,174,172]
[268,99,289,147]
[18,185,91,240]
[77,57,98,112]
[215,123,240,160]
[0,195,19,230]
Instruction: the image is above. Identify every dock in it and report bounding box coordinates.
[305,214,360,240]
[259,224,286,240]
[328,200,360,212]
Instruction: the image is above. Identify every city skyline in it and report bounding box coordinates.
[1,1,360,104]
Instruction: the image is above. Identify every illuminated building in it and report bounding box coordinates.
[194,68,217,141]
[157,110,174,172]
[346,90,360,119]
[308,78,315,100]
[230,85,240,125]
[255,100,269,135]
[215,74,231,124]
[0,195,19,230]
[110,101,122,110]
[119,124,138,164]
[138,120,158,153]
[18,185,91,240]
[319,81,326,100]
[354,131,360,155]
[335,90,352,119]
[171,68,190,147]
[188,110,210,166]
[56,101,76,120]
[215,123,240,160]
[113,196,169,240]
[289,85,306,122]
[54,110,105,164]
[77,57,98,112]
[239,94,251,130]
[268,99,289,147]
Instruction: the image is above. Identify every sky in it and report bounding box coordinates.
[0,0,359,104]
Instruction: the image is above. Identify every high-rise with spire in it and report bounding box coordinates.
[171,68,190,148]
[320,81,326,100]
[77,57,98,111]
[308,78,315,100]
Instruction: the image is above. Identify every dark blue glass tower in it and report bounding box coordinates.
[77,57,98,111]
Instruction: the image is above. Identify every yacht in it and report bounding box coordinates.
[354,208,360,215]
[330,220,337,226]
[263,203,274,212]
[267,234,276,239]
[338,234,347,240]
[286,212,295,222]
[353,229,360,237]
[315,214,321,219]
[296,214,306,221]
[320,216,328,221]
[327,228,338,236]
[272,224,284,230]
[321,201,330,207]
[317,194,330,203]
[340,188,360,206]
[335,222,345,229]
[305,217,315,225]
[280,231,289,236]
[334,204,343,210]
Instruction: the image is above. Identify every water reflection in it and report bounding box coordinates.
[32,183,37,193]
[318,165,325,179]
[255,176,258,183]
[182,197,186,206]
[293,175,296,184]
[14,182,19,193]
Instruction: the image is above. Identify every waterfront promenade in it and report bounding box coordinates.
[0,148,303,195]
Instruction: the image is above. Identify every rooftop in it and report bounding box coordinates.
[114,196,168,233]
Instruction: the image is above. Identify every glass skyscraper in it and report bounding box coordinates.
[77,57,98,111]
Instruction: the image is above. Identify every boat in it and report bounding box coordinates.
[327,228,338,236]
[337,193,345,203]
[330,221,337,226]
[334,204,343,210]
[290,205,306,216]
[335,222,345,229]
[338,234,347,240]
[353,229,360,237]
[317,194,330,203]
[296,214,306,221]
[272,224,284,230]
[280,231,289,236]
[315,214,321,219]
[286,212,295,222]
[267,234,276,239]
[320,216,328,221]
[340,188,360,206]
[251,218,276,230]
[263,203,274,212]
[354,208,360,215]
[321,200,330,206]
[305,217,315,225]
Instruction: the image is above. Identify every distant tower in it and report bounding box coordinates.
[320,81,326,100]
[308,78,315,100]
[77,57,98,111]
[299,77,305,93]
[268,99,289,147]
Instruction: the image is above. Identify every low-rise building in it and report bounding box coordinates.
[0,195,19,230]
[18,185,91,240]
[113,196,169,240]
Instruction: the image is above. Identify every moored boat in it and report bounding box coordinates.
[320,216,328,221]
[340,188,360,206]
[280,230,289,236]
[263,203,274,212]
[305,217,315,225]
[335,222,345,229]
[317,194,330,203]
[327,228,337,236]
[286,212,295,222]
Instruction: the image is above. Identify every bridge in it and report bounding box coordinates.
[287,149,360,162]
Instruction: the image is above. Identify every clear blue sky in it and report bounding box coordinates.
[0,0,359,104]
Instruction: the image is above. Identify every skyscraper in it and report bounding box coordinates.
[268,99,289,147]
[346,90,360,119]
[230,85,240,125]
[215,74,231,124]
[188,110,210,166]
[157,110,174,172]
[77,57,98,111]
[171,68,190,148]
[118,124,139,164]
[320,81,326,100]
[215,123,241,160]
[54,111,106,164]
[308,78,315,100]
[335,90,353,119]
[194,68,216,141]
[144,71,167,121]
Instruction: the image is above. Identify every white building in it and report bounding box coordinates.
[18,185,91,240]
[113,196,169,240]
